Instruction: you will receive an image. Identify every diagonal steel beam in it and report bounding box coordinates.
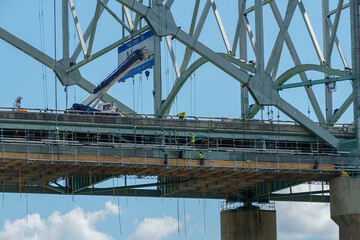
[277,98,339,148]
[244,15,256,58]
[86,2,102,57]
[271,42,283,80]
[270,1,325,122]
[298,0,325,64]
[0,27,57,70]
[232,0,246,55]
[327,18,349,68]
[244,0,273,14]
[165,36,181,78]
[123,6,134,29]
[265,0,297,74]
[70,0,109,62]
[330,93,353,123]
[325,0,344,65]
[97,0,132,33]
[327,2,350,17]
[189,0,200,36]
[210,0,232,53]
[165,0,175,8]
[133,0,144,30]
[179,0,211,73]
[69,0,87,57]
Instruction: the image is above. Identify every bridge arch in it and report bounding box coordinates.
[275,64,350,86]
[160,53,255,115]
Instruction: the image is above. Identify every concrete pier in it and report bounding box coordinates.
[330,177,360,240]
[220,208,276,240]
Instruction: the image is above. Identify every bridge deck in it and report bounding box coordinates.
[0,110,352,202]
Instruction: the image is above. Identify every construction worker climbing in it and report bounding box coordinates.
[190,133,195,148]
[198,152,204,165]
[177,112,186,119]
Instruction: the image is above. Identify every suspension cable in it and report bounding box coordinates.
[38,0,48,109]
[54,0,58,129]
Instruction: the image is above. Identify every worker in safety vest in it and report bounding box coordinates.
[177,112,186,119]
[198,152,204,165]
[190,133,195,148]
[340,170,349,176]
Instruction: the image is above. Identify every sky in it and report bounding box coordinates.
[0,0,353,239]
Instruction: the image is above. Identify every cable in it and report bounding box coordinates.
[140,74,143,113]
[133,77,135,112]
[190,74,193,115]
[54,0,58,130]
[183,198,187,237]
[116,177,122,236]
[194,70,197,115]
[38,0,48,109]
[2,175,4,209]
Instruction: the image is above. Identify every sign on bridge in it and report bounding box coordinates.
[117,30,155,82]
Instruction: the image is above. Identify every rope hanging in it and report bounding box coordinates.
[256,184,259,226]
[2,175,4,209]
[38,0,48,109]
[112,172,115,198]
[19,168,21,197]
[54,0,58,128]
[117,177,122,236]
[43,170,45,194]
[89,169,92,196]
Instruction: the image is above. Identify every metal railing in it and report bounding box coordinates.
[0,106,353,128]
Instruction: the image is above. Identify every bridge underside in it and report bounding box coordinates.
[0,150,336,203]
[0,110,350,203]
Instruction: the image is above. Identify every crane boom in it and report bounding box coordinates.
[70,48,151,112]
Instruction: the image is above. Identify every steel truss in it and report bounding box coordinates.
[1,0,360,151]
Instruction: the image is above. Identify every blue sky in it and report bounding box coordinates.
[0,0,352,239]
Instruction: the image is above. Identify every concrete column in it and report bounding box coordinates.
[330,177,360,240]
[220,208,276,240]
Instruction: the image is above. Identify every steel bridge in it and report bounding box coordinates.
[2,0,360,239]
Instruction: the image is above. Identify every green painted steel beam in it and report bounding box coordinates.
[270,193,330,203]
[69,174,113,193]
[0,184,331,202]
[275,64,350,86]
[330,93,354,123]
[45,185,66,194]
[274,75,354,90]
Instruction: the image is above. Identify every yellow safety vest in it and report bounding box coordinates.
[177,112,186,119]
[340,170,349,176]
[199,153,204,159]
[191,135,195,143]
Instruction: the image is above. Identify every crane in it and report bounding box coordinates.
[69,48,152,113]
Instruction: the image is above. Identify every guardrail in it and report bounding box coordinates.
[0,106,354,128]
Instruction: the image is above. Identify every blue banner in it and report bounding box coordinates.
[118,31,155,82]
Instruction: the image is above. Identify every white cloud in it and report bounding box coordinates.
[0,201,120,240]
[128,216,178,240]
[277,202,338,240]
